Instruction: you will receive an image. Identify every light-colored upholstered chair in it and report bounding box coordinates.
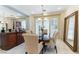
[45,31,59,53]
[22,33,43,54]
[43,29,48,35]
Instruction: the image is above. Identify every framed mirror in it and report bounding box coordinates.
[64,11,78,52]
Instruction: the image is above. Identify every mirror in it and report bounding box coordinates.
[64,11,78,52]
[66,16,75,47]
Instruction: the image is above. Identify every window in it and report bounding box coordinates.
[50,17,58,37]
[21,20,26,30]
[43,17,49,37]
[35,18,42,36]
[35,16,58,37]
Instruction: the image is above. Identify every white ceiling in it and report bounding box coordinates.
[4,5,70,16]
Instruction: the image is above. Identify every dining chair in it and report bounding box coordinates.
[43,29,48,35]
[22,33,43,54]
[45,31,59,53]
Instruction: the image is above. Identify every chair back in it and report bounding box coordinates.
[22,33,39,54]
[43,29,48,35]
[52,31,59,43]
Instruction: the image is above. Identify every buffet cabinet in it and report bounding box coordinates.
[0,32,24,50]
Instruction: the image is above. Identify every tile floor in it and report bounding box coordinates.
[0,39,74,54]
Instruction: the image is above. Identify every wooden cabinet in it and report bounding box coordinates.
[16,32,24,45]
[5,33,17,50]
[0,32,24,50]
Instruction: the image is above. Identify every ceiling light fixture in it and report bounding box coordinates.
[57,7,61,10]
[41,5,46,16]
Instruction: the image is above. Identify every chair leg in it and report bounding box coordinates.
[55,45,57,53]
[25,52,28,54]
[41,45,47,54]
[44,45,47,52]
[40,48,43,54]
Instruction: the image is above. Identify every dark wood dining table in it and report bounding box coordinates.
[39,34,51,54]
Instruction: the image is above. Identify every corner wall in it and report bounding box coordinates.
[59,12,65,40]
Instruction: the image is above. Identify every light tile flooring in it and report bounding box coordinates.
[0,43,26,54]
[0,39,74,54]
[56,39,74,54]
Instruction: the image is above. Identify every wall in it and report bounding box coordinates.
[59,12,65,40]
[65,6,79,17]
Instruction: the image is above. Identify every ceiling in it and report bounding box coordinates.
[4,5,70,16]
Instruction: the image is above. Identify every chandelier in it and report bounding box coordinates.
[41,5,46,17]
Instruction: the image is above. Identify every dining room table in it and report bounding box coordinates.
[39,34,51,54]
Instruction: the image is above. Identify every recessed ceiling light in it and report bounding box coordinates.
[57,7,61,10]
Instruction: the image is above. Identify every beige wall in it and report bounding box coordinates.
[58,12,65,40]
[65,6,79,17]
